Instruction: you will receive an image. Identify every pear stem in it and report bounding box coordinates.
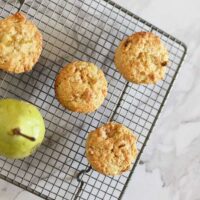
[12,128,36,142]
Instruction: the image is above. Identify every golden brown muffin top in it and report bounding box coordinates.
[0,12,42,73]
[86,122,138,176]
[55,61,107,113]
[114,32,169,84]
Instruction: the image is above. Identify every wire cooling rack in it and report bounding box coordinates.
[0,0,187,199]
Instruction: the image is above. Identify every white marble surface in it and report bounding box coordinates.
[1,0,200,199]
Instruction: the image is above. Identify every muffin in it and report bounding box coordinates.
[55,61,107,113]
[114,32,169,84]
[86,122,138,176]
[0,12,43,73]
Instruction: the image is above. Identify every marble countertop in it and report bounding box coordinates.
[1,0,200,200]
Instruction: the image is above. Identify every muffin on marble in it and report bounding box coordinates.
[114,32,169,84]
[86,122,138,176]
[55,61,107,113]
[0,12,43,73]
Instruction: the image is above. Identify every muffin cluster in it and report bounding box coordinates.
[0,12,169,176]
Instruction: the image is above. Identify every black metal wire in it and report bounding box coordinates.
[74,166,92,200]
[0,0,187,200]
[17,0,25,11]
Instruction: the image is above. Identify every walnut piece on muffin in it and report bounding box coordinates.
[114,32,169,84]
[86,122,138,176]
[55,61,107,113]
[0,12,42,73]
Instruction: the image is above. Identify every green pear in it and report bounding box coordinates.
[0,98,45,159]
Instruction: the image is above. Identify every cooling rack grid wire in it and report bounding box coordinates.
[0,0,186,200]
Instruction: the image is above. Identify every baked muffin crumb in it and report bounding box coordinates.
[55,61,107,113]
[0,12,42,73]
[86,122,138,176]
[114,32,169,84]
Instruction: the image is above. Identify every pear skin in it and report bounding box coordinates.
[0,98,45,159]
